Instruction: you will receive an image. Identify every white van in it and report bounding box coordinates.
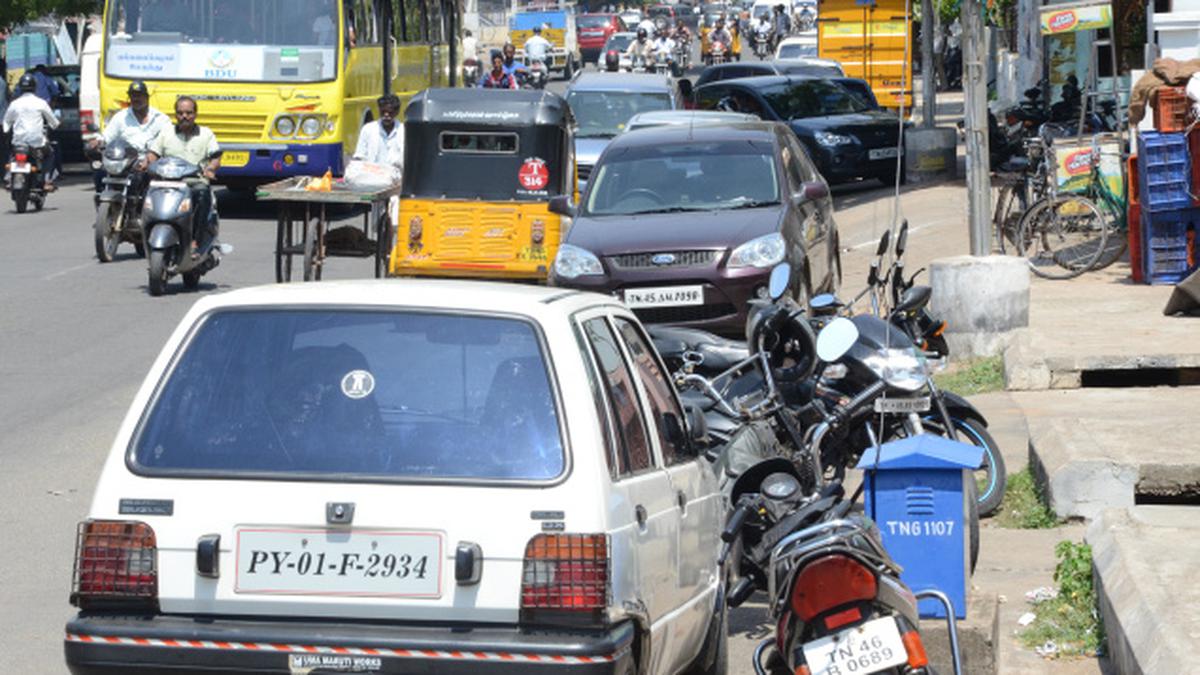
[78,31,102,143]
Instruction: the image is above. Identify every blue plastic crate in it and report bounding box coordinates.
[1138,132,1193,212]
[1141,208,1199,284]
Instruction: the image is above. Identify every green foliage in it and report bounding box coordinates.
[0,0,99,33]
[1019,541,1105,658]
[932,355,1005,396]
[995,468,1060,529]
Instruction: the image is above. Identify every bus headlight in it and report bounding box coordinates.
[272,115,297,138]
[299,116,323,138]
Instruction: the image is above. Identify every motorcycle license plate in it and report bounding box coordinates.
[874,396,931,413]
[801,616,908,675]
[10,162,31,174]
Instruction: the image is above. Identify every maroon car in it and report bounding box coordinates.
[577,13,626,65]
[549,122,840,336]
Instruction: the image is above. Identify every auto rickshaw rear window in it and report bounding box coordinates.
[440,132,520,154]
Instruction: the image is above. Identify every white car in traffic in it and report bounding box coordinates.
[64,280,728,675]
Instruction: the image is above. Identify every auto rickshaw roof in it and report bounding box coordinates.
[405,89,572,127]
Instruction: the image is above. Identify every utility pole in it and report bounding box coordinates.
[963,0,991,255]
[921,0,935,128]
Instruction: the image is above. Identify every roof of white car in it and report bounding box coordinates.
[190,280,616,317]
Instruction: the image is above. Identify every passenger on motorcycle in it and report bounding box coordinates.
[87,80,168,197]
[501,43,527,79]
[523,25,552,66]
[624,27,656,68]
[146,96,221,257]
[477,52,519,89]
[672,18,691,44]
[2,73,60,191]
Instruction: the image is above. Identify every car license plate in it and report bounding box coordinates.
[10,162,31,174]
[868,147,900,160]
[222,151,250,168]
[623,285,704,308]
[235,527,443,598]
[874,396,931,413]
[802,616,908,675]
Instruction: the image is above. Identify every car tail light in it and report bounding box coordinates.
[70,520,158,610]
[520,533,608,627]
[80,109,96,133]
[14,153,28,163]
[901,630,929,668]
[790,554,877,622]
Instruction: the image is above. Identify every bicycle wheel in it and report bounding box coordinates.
[1089,196,1129,271]
[992,181,1028,255]
[1016,195,1109,279]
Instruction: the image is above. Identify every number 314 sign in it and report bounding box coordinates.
[518,157,550,191]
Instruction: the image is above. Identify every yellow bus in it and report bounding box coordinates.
[98,0,458,185]
[817,0,912,113]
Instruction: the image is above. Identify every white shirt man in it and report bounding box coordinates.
[103,105,170,156]
[3,90,59,148]
[637,18,658,35]
[352,95,404,171]
[652,35,676,58]
[524,33,552,63]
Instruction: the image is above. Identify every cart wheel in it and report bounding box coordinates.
[274,209,292,282]
[375,211,391,279]
[303,216,323,281]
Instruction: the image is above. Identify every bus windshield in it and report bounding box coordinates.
[105,0,340,82]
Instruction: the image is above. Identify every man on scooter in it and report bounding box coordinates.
[147,96,221,256]
[2,73,59,191]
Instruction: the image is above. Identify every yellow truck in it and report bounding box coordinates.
[817,0,913,112]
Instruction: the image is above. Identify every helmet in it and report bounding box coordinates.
[17,73,37,94]
[127,80,150,97]
[637,27,648,39]
[533,25,542,34]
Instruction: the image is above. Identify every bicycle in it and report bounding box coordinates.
[991,135,1050,255]
[1014,133,1124,279]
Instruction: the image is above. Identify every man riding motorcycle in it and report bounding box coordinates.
[624,27,655,70]
[523,25,552,66]
[146,96,221,257]
[477,52,519,89]
[651,27,677,68]
[87,80,168,203]
[707,19,733,63]
[2,72,59,191]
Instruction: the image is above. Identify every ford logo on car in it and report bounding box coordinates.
[651,253,676,266]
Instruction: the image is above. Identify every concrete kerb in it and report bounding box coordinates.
[1026,418,1136,521]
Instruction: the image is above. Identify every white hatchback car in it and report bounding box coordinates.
[65,280,728,675]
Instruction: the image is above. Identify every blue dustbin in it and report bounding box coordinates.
[856,434,984,619]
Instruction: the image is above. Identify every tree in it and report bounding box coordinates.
[1,0,100,33]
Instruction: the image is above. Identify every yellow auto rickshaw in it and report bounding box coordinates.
[390,88,576,281]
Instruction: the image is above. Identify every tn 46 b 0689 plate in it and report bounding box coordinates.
[801,616,908,675]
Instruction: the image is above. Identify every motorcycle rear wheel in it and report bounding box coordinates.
[14,191,28,214]
[94,203,122,263]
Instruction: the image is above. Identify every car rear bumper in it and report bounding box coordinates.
[65,614,636,674]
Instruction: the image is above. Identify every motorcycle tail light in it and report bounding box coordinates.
[901,630,929,668]
[790,554,877,622]
[14,153,28,163]
[520,533,609,628]
[70,520,158,611]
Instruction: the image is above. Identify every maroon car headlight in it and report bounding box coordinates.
[553,243,604,278]
[728,233,785,268]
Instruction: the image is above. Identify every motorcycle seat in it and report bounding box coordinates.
[647,325,750,373]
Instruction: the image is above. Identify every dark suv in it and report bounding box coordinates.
[549,122,840,335]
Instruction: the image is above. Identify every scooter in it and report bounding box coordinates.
[142,156,226,296]
[93,138,148,262]
[6,143,48,214]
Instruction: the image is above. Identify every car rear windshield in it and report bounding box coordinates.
[131,310,565,482]
[606,34,633,51]
[585,141,779,215]
[762,79,869,119]
[568,91,674,138]
[578,15,612,28]
[777,44,818,59]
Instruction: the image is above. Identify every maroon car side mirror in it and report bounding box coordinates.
[801,181,829,201]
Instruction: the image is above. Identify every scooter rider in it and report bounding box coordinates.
[523,25,552,67]
[146,96,221,256]
[651,27,676,64]
[3,73,60,191]
[624,27,655,68]
[87,80,169,198]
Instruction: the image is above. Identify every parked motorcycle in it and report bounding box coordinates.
[7,144,48,213]
[93,139,147,262]
[142,156,224,296]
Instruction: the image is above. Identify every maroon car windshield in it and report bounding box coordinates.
[585,141,779,216]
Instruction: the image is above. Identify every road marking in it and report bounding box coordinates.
[849,220,930,250]
[42,262,94,281]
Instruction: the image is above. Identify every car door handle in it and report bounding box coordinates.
[676,490,687,510]
[635,505,648,528]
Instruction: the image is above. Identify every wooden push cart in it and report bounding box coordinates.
[256,177,401,282]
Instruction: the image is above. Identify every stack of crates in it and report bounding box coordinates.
[1136,130,1198,284]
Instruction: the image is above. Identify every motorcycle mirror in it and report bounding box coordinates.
[767,263,791,300]
[874,230,890,256]
[809,293,840,313]
[816,317,858,363]
[895,220,908,257]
